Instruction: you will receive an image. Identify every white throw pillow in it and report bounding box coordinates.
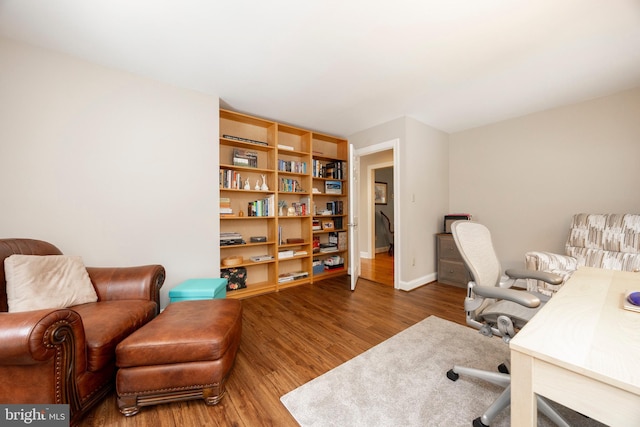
[5,254,98,313]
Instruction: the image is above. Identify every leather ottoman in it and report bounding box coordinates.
[115,299,242,416]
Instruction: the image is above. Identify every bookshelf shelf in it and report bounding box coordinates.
[220,109,348,299]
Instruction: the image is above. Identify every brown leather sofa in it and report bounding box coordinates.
[0,238,165,425]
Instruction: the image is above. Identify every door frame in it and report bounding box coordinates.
[353,138,400,289]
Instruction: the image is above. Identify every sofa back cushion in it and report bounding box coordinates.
[566,214,640,271]
[0,239,63,312]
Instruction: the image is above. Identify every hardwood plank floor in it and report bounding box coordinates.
[359,252,394,286]
[81,277,467,427]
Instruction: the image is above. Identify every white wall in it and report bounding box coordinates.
[350,116,449,290]
[449,87,640,270]
[0,38,220,307]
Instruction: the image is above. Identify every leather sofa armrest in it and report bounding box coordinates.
[0,309,84,365]
[86,265,165,313]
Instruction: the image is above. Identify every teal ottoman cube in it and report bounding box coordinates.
[169,278,227,302]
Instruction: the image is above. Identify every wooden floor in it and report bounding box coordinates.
[359,252,394,286]
[81,276,467,427]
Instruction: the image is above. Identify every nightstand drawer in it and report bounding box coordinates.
[438,259,470,286]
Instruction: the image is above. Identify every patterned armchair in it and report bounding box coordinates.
[525,213,640,296]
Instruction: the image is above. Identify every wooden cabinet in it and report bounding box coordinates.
[219,109,348,299]
[436,233,471,288]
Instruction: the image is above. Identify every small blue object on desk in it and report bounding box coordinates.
[168,278,227,303]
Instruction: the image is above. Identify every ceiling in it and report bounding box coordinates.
[1,0,640,136]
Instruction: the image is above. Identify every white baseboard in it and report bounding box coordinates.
[398,272,437,291]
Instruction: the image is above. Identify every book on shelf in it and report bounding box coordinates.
[220,231,244,246]
[313,235,320,253]
[280,177,305,193]
[325,180,342,195]
[328,231,347,251]
[294,250,308,256]
[288,197,310,216]
[249,255,274,262]
[223,134,267,146]
[312,160,344,179]
[247,194,274,217]
[233,148,258,168]
[278,159,307,174]
[337,231,347,251]
[333,217,343,229]
[277,144,294,151]
[220,197,233,215]
[319,243,338,253]
[220,169,243,190]
[278,250,295,259]
[326,201,344,215]
[278,270,309,283]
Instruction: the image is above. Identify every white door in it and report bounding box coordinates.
[348,144,360,290]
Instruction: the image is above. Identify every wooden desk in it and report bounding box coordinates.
[510,267,640,427]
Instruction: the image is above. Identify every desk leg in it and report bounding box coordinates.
[511,349,537,427]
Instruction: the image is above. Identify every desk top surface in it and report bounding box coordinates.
[510,267,640,395]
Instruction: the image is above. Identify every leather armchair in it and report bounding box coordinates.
[0,239,165,426]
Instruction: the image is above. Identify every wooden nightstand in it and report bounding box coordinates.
[436,233,471,288]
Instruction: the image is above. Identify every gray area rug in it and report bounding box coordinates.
[280,316,605,427]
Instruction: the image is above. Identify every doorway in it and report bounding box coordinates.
[360,164,394,286]
[352,140,399,288]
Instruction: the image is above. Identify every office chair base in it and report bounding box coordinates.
[473,418,489,427]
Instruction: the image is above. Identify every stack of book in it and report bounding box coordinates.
[278,270,309,283]
[220,198,233,215]
[278,250,294,259]
[319,243,338,253]
[220,232,244,246]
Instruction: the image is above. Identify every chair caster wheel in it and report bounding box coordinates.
[473,417,489,427]
[446,369,459,381]
[498,363,509,374]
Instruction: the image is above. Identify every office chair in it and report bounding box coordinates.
[380,211,394,256]
[446,221,570,427]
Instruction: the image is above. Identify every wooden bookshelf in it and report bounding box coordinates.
[220,109,349,299]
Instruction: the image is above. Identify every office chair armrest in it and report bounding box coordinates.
[473,285,541,308]
[505,268,563,285]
